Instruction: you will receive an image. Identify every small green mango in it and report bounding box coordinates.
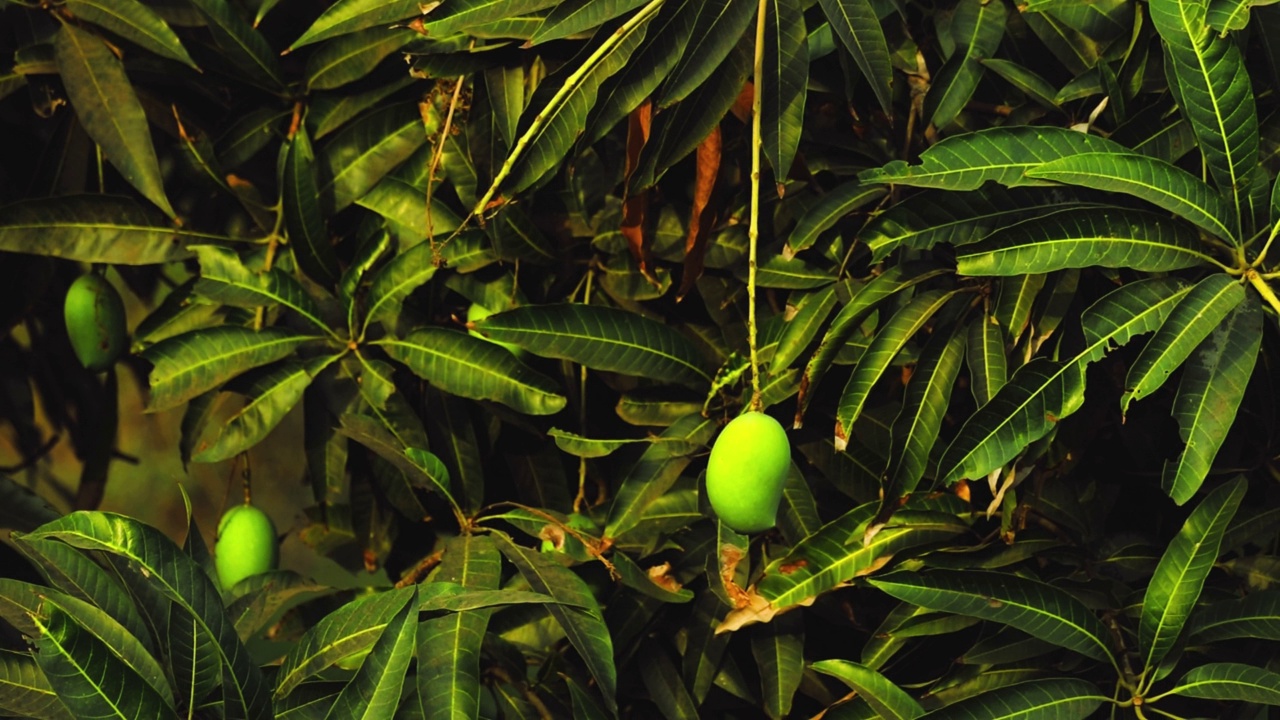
[214,504,278,590]
[705,411,791,533]
[64,273,127,372]
[467,302,525,357]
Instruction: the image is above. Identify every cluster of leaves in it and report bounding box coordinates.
[0,0,1279,718]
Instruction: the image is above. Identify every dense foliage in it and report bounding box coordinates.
[1,0,1279,718]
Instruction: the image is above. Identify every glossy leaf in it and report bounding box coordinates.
[835,290,961,450]
[187,0,284,89]
[192,245,329,332]
[418,535,500,720]
[1122,272,1244,416]
[869,570,1115,664]
[142,327,320,412]
[606,413,716,540]
[657,0,756,106]
[305,28,415,91]
[967,312,1007,407]
[940,278,1188,484]
[819,0,893,114]
[323,587,416,719]
[531,0,651,45]
[925,0,1006,129]
[812,660,926,720]
[22,512,270,720]
[420,0,559,35]
[0,649,73,720]
[378,327,568,415]
[787,181,887,253]
[493,532,618,714]
[763,0,809,186]
[956,209,1211,276]
[476,303,712,388]
[860,126,1124,190]
[65,0,198,69]
[291,0,422,48]
[773,285,840,372]
[1150,0,1258,227]
[1026,151,1235,241]
[320,102,428,212]
[54,25,173,218]
[362,242,439,331]
[753,507,968,612]
[274,585,417,699]
[193,356,336,463]
[1161,296,1261,503]
[919,678,1105,719]
[751,612,804,719]
[1188,589,1280,642]
[1140,476,1246,673]
[1166,662,1280,704]
[283,125,341,287]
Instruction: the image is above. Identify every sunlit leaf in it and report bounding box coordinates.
[1167,662,1280,705]
[811,660,926,720]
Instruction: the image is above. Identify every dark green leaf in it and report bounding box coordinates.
[291,0,421,49]
[811,660,926,720]
[1166,662,1280,705]
[763,0,808,186]
[283,125,341,287]
[65,0,198,69]
[658,0,755,106]
[819,0,893,114]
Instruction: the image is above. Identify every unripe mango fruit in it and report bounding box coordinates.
[705,411,791,533]
[64,273,127,372]
[214,504,278,590]
[467,302,525,357]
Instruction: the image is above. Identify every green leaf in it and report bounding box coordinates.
[194,356,335,463]
[192,245,329,333]
[924,0,1006,129]
[1026,152,1235,241]
[0,649,73,720]
[323,587,416,719]
[225,571,331,641]
[335,412,453,517]
[22,511,270,720]
[940,278,1188,484]
[657,0,756,106]
[421,0,559,35]
[65,0,198,69]
[753,507,968,612]
[606,413,716,539]
[1140,476,1246,674]
[1161,296,1261,503]
[362,242,439,332]
[1208,0,1280,31]
[773,285,840,372]
[283,124,341,287]
[54,24,173,218]
[868,570,1115,664]
[1150,0,1258,228]
[955,209,1212,276]
[787,182,887,253]
[919,678,1105,719]
[186,0,284,89]
[291,0,421,49]
[797,263,951,427]
[493,532,618,714]
[1122,273,1244,416]
[320,102,428,213]
[1189,589,1280,642]
[835,290,962,450]
[32,602,174,720]
[811,660,926,720]
[884,316,967,499]
[378,327,567,415]
[548,428,654,458]
[500,6,652,195]
[274,586,416,702]
[531,0,650,44]
[763,0,808,187]
[859,126,1123,190]
[979,58,1060,110]
[818,0,893,114]
[966,311,1007,407]
[752,612,805,719]
[639,643,700,719]
[0,195,223,264]
[305,27,415,91]
[418,535,499,720]
[476,303,712,388]
[1166,662,1280,705]
[142,326,321,412]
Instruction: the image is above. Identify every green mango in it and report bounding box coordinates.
[64,273,127,372]
[215,504,279,590]
[705,411,791,533]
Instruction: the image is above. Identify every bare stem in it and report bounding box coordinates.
[748,0,767,412]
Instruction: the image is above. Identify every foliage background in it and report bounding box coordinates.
[1,0,1279,718]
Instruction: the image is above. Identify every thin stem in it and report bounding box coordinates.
[426,75,467,265]
[748,0,767,412]
[1250,223,1280,268]
[574,271,593,514]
